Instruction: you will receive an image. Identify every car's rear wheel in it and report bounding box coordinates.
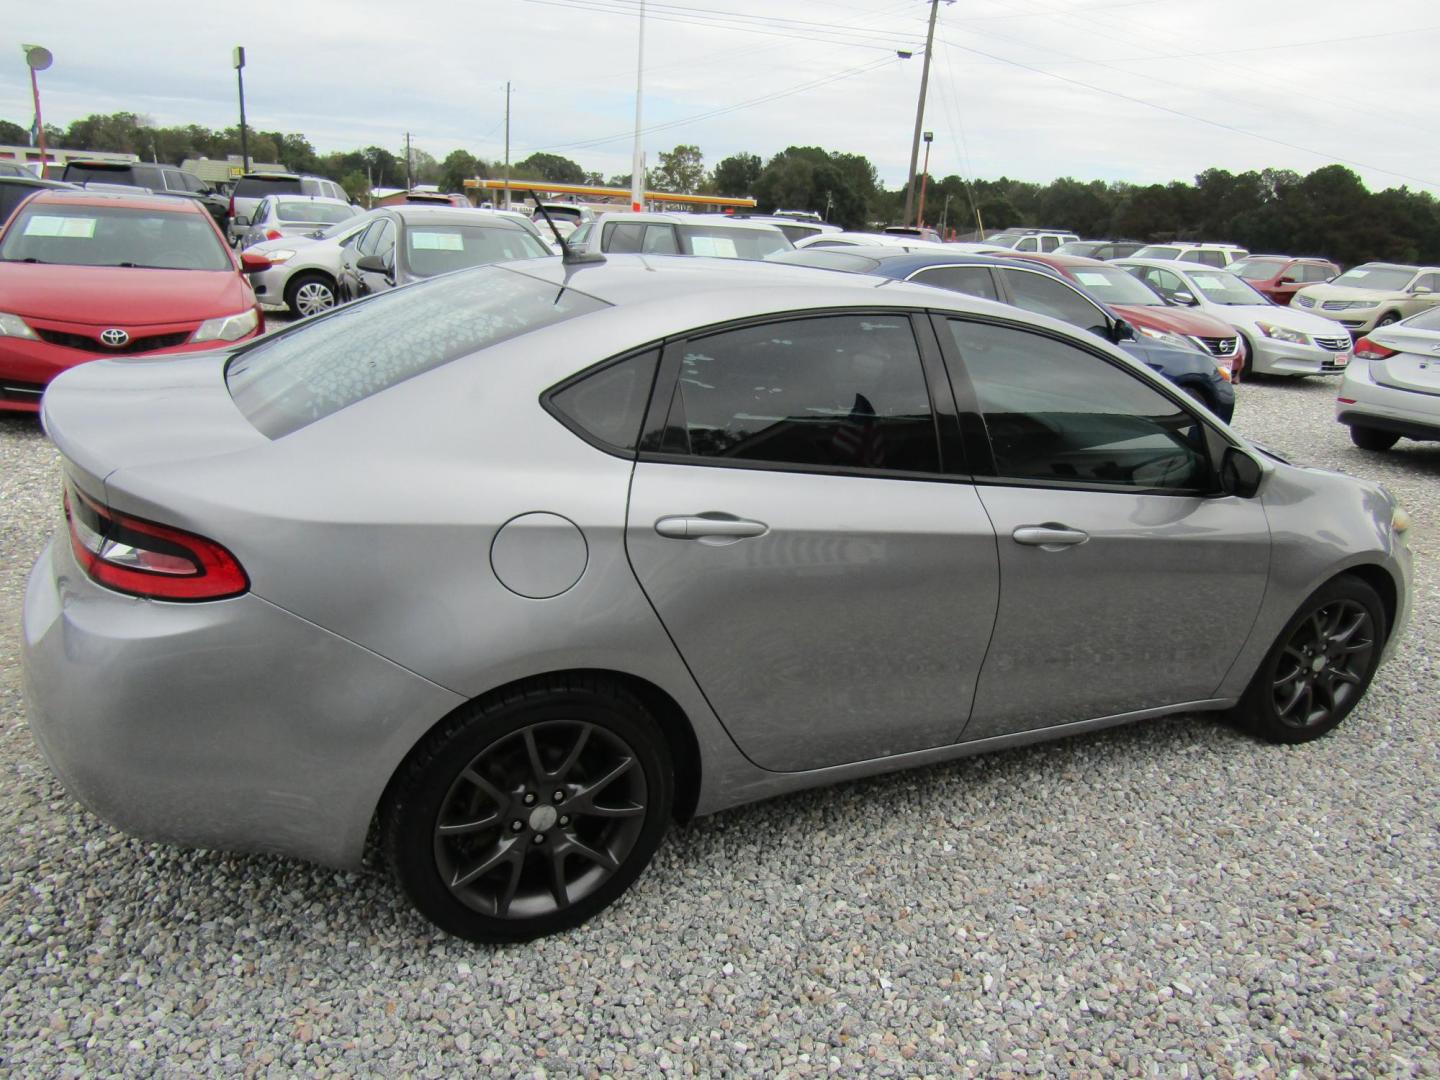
[1231,577,1385,744]
[285,273,338,318]
[1375,312,1400,329]
[1350,425,1401,451]
[384,676,673,943]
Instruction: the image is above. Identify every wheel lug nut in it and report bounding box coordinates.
[559,815,570,826]
[553,790,564,802]
[533,833,545,844]
[511,820,524,831]
[523,793,536,805]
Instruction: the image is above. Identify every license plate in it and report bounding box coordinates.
[1333,353,1349,366]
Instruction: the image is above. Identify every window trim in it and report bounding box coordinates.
[634,307,966,483]
[540,345,664,460]
[931,311,1230,498]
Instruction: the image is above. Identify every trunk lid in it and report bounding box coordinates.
[1369,326,1440,395]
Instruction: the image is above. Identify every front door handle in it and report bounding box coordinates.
[1012,524,1089,549]
[654,515,768,540]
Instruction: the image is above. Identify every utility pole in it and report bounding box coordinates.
[233,47,250,174]
[903,0,941,228]
[941,192,952,237]
[917,131,933,228]
[824,191,833,222]
[504,82,512,210]
[631,0,646,211]
[405,131,413,190]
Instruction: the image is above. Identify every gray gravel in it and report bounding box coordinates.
[2,377,1437,1078]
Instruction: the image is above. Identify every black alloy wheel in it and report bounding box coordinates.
[1234,577,1386,743]
[385,677,673,943]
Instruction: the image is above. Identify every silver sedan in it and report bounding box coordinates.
[23,256,1413,943]
[1337,307,1440,450]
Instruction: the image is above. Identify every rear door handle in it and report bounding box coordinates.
[1012,524,1089,548]
[654,515,768,540]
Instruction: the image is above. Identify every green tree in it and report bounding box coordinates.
[514,152,585,184]
[708,152,761,197]
[440,149,482,194]
[0,118,29,144]
[652,144,704,193]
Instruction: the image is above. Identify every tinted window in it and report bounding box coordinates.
[642,224,678,254]
[234,177,302,199]
[227,266,608,438]
[603,221,646,253]
[0,203,232,270]
[910,265,999,300]
[403,223,547,277]
[662,315,939,473]
[549,350,659,453]
[63,164,138,186]
[0,183,42,225]
[1001,270,1110,335]
[947,320,1208,490]
[355,218,390,256]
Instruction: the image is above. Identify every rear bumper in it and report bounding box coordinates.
[1336,362,1440,441]
[22,536,464,870]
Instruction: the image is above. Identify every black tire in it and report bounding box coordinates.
[1375,312,1400,329]
[384,675,673,943]
[1231,576,1386,744]
[1349,425,1401,451]
[284,272,338,318]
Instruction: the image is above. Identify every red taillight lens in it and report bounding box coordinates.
[228,195,236,218]
[265,229,282,241]
[1353,336,1396,361]
[64,484,248,602]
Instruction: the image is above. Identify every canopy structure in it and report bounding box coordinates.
[465,178,756,210]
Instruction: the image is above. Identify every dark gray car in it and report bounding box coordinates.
[23,256,1412,945]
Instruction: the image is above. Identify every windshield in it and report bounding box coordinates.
[403,223,550,277]
[676,224,790,260]
[1330,266,1416,292]
[1067,265,1166,306]
[63,164,136,186]
[1184,269,1267,305]
[1227,257,1286,280]
[1134,246,1181,260]
[235,177,301,199]
[276,201,355,224]
[987,232,1026,246]
[226,265,607,438]
[0,203,232,270]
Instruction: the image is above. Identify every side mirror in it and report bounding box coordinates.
[1108,317,1136,343]
[1411,286,1433,296]
[233,215,250,227]
[1219,446,1262,499]
[1276,276,1297,286]
[356,253,392,275]
[239,250,270,273]
[1172,290,1198,306]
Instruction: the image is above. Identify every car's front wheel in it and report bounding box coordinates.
[384,676,674,943]
[1232,576,1386,744]
[1350,425,1401,451]
[285,273,338,318]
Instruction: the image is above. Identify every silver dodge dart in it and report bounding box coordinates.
[22,255,1412,943]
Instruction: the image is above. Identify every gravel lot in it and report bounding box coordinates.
[1,376,1436,1077]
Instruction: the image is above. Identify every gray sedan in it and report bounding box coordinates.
[23,256,1412,943]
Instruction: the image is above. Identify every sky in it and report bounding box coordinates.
[6,0,1439,195]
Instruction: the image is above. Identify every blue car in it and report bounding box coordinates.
[770,246,1235,421]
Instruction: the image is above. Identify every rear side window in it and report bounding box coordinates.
[656,314,940,474]
[1000,270,1109,336]
[226,266,609,438]
[63,164,137,186]
[909,265,999,300]
[234,177,302,199]
[603,222,646,253]
[548,351,659,454]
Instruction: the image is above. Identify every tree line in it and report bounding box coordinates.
[7,111,1439,266]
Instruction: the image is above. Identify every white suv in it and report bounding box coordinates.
[572,212,793,260]
[984,228,1080,253]
[1132,242,1249,268]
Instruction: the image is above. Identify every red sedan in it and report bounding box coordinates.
[1226,255,1339,306]
[0,189,265,412]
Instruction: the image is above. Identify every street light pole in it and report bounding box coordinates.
[630,0,647,211]
[232,47,250,174]
[23,45,53,175]
[503,81,512,210]
[902,0,941,228]
[917,131,933,228]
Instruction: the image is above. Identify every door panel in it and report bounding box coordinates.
[964,485,1269,738]
[626,463,1001,771]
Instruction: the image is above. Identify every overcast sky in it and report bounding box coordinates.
[7,0,1438,194]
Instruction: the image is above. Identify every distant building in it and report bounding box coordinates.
[0,144,138,176]
[180,155,287,184]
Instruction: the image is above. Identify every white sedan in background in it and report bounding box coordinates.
[244,211,383,317]
[1336,307,1440,451]
[1115,258,1354,377]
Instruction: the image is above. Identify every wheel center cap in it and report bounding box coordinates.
[1311,656,1326,673]
[528,805,559,832]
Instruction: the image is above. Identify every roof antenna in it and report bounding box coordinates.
[530,192,604,266]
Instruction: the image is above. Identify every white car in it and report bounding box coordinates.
[1336,308,1440,451]
[572,212,792,260]
[1115,259,1352,377]
[235,195,360,250]
[1131,242,1249,268]
[245,210,384,316]
[794,231,1004,254]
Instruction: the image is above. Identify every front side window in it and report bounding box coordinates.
[910,265,1000,300]
[1300,263,1336,283]
[1016,237,1039,252]
[355,218,390,256]
[658,314,940,474]
[1000,270,1110,335]
[642,225,678,254]
[226,265,609,438]
[1127,265,1187,300]
[603,221,646,253]
[1413,273,1440,292]
[947,320,1209,490]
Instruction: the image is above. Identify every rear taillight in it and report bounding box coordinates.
[265,229,282,241]
[64,484,248,601]
[1353,337,1396,361]
[228,194,236,218]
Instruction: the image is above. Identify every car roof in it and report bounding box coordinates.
[596,212,784,231]
[384,205,524,226]
[240,172,303,181]
[772,246,1071,281]
[1113,257,1210,273]
[23,188,206,215]
[1003,251,1108,268]
[1351,261,1426,272]
[0,176,73,190]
